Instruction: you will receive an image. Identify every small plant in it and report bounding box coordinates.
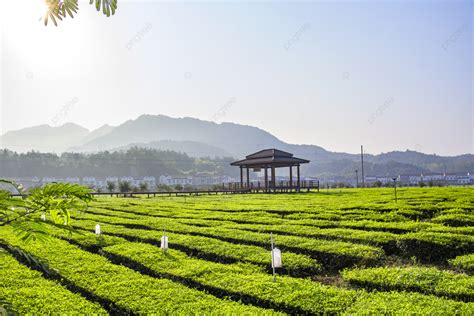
[0,180,92,242]
[42,0,118,26]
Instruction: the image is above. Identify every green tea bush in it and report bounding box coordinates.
[103,242,359,314]
[449,254,474,274]
[341,266,473,301]
[426,225,474,236]
[0,250,106,314]
[72,218,320,275]
[343,291,474,315]
[85,217,384,269]
[0,228,280,315]
[218,222,399,253]
[3,187,474,314]
[396,232,474,262]
[433,211,474,227]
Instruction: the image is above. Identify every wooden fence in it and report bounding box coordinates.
[9,180,319,198]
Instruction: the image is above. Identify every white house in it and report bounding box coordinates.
[159,175,193,186]
[457,174,471,185]
[142,176,156,189]
[409,175,423,185]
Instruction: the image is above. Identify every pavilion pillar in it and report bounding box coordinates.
[240,166,243,189]
[246,167,250,188]
[289,166,293,189]
[264,167,268,192]
[297,164,300,190]
[271,166,276,192]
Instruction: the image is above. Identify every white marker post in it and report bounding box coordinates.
[40,213,46,221]
[95,224,101,236]
[271,232,282,282]
[161,226,168,252]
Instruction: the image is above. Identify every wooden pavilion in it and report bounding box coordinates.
[230,149,310,192]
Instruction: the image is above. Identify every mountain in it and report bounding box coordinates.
[76,124,115,147]
[73,114,290,156]
[111,140,232,158]
[364,151,474,175]
[0,123,89,153]
[1,114,472,180]
[71,114,352,162]
[308,159,430,180]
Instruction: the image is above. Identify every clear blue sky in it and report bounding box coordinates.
[0,0,472,155]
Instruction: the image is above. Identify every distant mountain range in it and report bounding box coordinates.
[0,123,89,153]
[1,114,472,180]
[110,140,233,158]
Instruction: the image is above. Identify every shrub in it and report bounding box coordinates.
[103,242,359,315]
[341,266,473,301]
[343,291,473,315]
[0,228,280,315]
[71,218,320,276]
[396,232,474,263]
[0,250,106,314]
[449,254,474,274]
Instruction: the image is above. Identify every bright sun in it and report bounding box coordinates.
[0,1,49,24]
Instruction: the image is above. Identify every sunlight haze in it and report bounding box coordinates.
[0,0,472,155]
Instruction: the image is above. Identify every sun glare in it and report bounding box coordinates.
[0,1,48,24]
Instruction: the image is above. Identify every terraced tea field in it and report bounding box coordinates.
[1,187,473,314]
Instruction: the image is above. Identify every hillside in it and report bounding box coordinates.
[0,123,89,153]
[73,114,288,156]
[1,114,472,179]
[76,124,115,147]
[110,140,233,158]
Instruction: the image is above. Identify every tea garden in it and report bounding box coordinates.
[1,187,473,314]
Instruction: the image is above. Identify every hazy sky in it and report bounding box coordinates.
[0,0,472,155]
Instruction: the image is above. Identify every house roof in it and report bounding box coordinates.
[231,148,309,168]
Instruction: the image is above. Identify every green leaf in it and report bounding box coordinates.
[65,6,74,18]
[0,297,16,316]
[1,181,93,242]
[42,0,80,26]
[90,0,117,17]
[11,220,51,243]
[0,180,26,196]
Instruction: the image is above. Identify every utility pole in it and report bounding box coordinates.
[355,170,359,188]
[392,177,397,203]
[361,145,365,188]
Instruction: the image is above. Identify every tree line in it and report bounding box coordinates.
[0,147,237,179]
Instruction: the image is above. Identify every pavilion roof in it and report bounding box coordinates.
[230,148,309,168]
